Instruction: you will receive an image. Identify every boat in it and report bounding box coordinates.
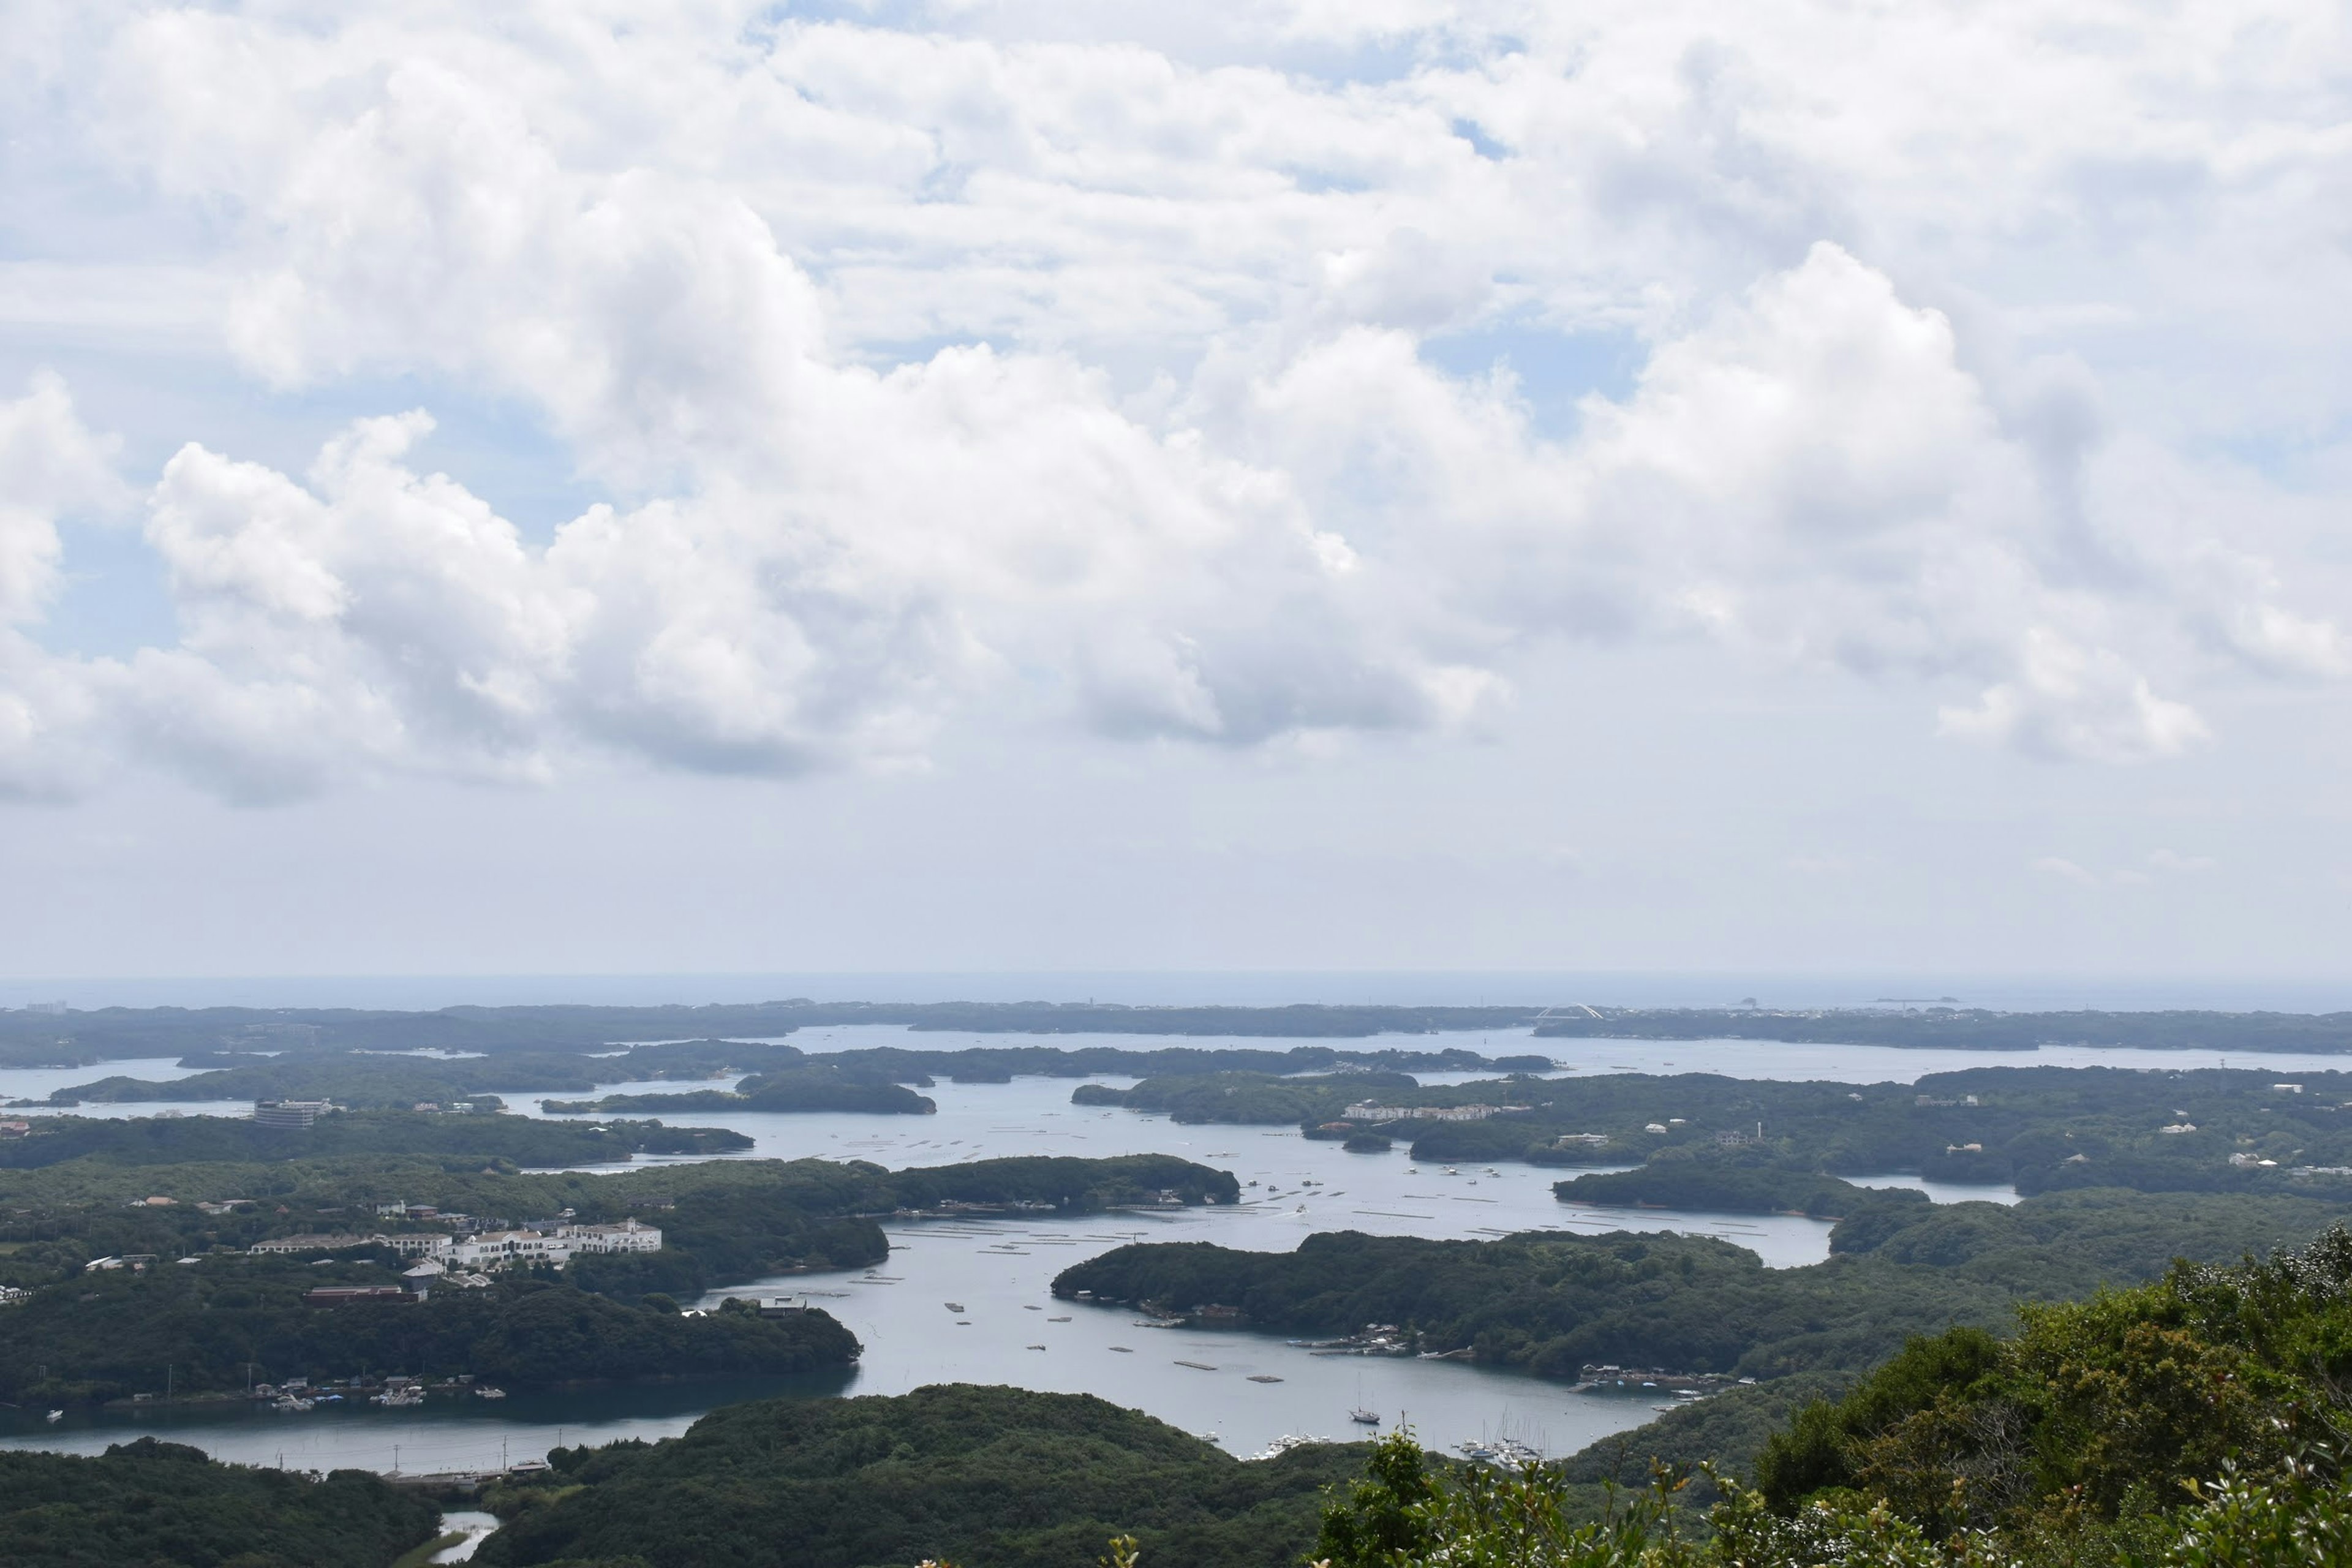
[1047,1316,1071,1322]
[473,1385,507,1400]
[944,1302,965,1312]
[1108,1346,1134,1353]
[1027,1344,1047,1351]
[1350,1408,1381,1425]
[1251,1433,1318,1460]
[1246,1374,1284,1384]
[44,1409,62,1423]
[271,1395,314,1413]
[1174,1359,1219,1371]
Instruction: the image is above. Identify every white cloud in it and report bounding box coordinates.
[2032,856,2102,889]
[0,0,2344,799]
[2148,849,2217,875]
[2027,847,2221,891]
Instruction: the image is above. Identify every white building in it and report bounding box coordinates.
[431,1219,662,1271]
[249,1231,446,1257]
[1341,1102,1529,1123]
[562,1218,663,1254]
[439,1229,570,1269]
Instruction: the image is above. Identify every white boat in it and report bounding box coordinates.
[271,1395,314,1413]
[1251,1433,1318,1460]
[44,1409,62,1423]
[473,1385,507,1400]
[1349,1408,1381,1425]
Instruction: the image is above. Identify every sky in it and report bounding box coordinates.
[2,0,2350,991]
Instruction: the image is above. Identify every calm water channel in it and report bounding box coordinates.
[1,1026,2331,1471]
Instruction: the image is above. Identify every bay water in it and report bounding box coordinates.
[4,1025,2331,1471]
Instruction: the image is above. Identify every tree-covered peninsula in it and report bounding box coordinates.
[1,1437,442,1568]
[1,1264,860,1407]
[546,1063,938,1115]
[1051,1188,2348,1381]
[0,1149,1235,1403]
[1142,1063,2352,1202]
[473,1383,1366,1568]
[0,1110,750,1169]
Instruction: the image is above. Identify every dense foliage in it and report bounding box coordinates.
[1054,1189,2346,1380]
[472,1384,1366,1568]
[1534,1005,2352,1052]
[1311,1224,2352,1566]
[0,1111,749,1169]
[2,1000,1558,1075]
[1317,1423,2352,1568]
[35,1034,1549,1109]
[1553,1147,1869,1216]
[0,1150,1236,1398]
[1130,1065,2352,1201]
[0,1436,440,1568]
[0,1264,860,1404]
[1754,1224,2352,1537]
[558,1065,939,1116]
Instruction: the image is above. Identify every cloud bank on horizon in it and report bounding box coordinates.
[2,0,2346,802]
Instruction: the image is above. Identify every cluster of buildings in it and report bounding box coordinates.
[252,1099,338,1129]
[1340,1101,1530,1123]
[249,1215,664,1283]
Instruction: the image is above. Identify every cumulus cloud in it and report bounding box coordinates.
[2032,856,2102,889]
[0,0,2343,799]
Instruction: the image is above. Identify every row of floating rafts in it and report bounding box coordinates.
[246,1381,507,1412]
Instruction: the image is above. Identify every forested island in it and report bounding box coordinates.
[1053,1187,2345,1380]
[3,1438,441,1568]
[0,1110,750,1169]
[547,1063,938,1115]
[1533,1003,2352,1052]
[5,1264,860,1406]
[16,998,2352,1080]
[27,1031,1547,1109]
[0,1144,1234,1404]
[1104,1063,2352,1203]
[0,1000,1552,1072]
